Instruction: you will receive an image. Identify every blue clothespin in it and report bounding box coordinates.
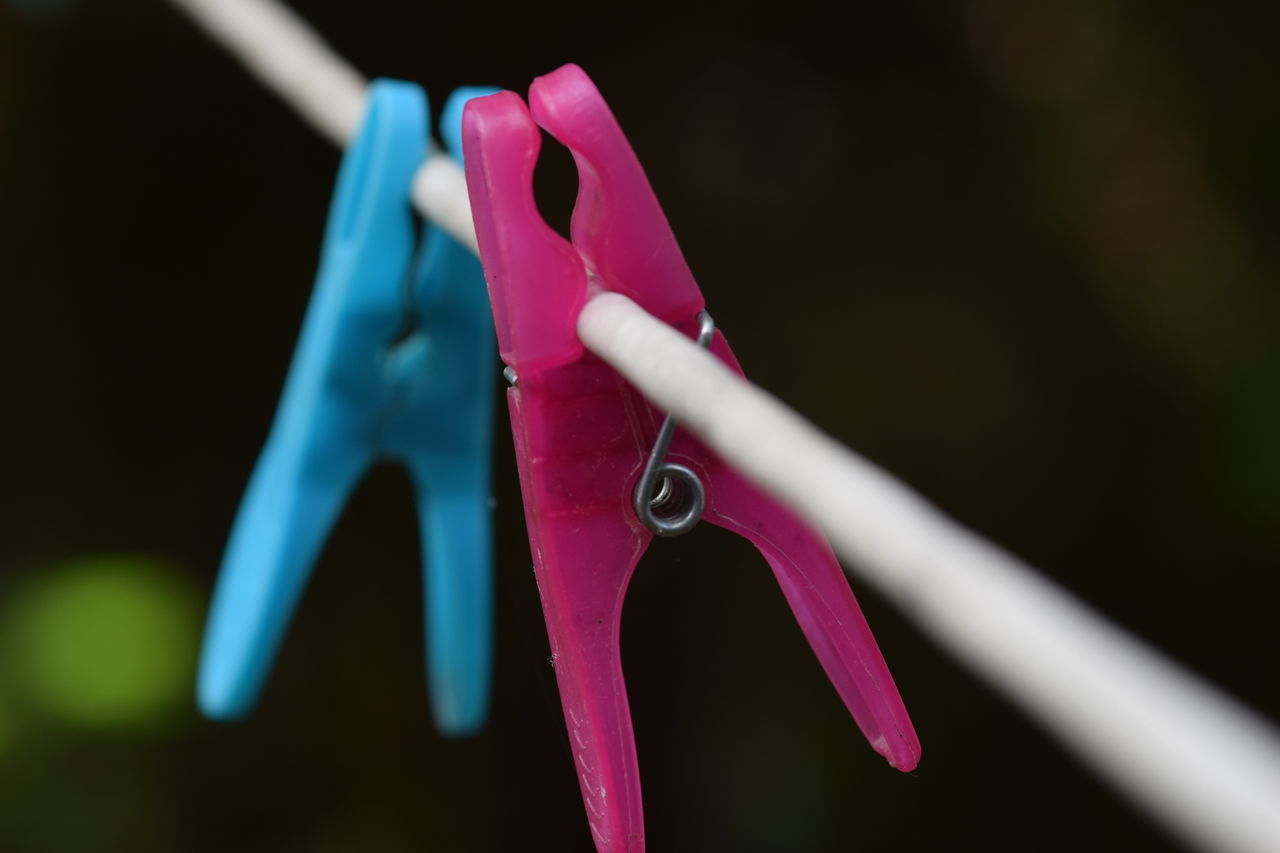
[197,80,497,737]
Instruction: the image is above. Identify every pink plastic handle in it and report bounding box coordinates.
[463,68,920,853]
[508,362,651,851]
[696,436,922,769]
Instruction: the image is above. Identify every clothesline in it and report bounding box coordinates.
[165,1,1280,851]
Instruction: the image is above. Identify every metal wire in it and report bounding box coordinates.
[632,311,714,536]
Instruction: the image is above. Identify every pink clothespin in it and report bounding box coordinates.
[463,64,920,852]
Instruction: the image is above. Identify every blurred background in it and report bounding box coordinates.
[2,0,1278,850]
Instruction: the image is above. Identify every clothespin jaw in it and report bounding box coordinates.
[465,65,919,852]
[198,81,497,739]
[462,91,588,378]
[528,64,705,326]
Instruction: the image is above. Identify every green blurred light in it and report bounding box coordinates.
[6,556,200,731]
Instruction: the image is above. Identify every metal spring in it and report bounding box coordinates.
[632,311,715,537]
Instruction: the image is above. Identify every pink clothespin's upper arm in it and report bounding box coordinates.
[529,64,705,326]
[462,90,587,375]
[532,64,923,775]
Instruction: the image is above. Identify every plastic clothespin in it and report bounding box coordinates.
[463,64,921,851]
[197,80,498,738]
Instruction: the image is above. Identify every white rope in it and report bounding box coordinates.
[165,1,1280,850]
[166,0,478,251]
[580,292,1280,853]
[167,0,364,146]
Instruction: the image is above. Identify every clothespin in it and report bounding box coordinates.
[197,80,498,738]
[463,64,921,851]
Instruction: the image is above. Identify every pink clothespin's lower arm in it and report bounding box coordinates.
[507,360,653,849]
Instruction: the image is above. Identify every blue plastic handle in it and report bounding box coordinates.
[198,81,497,737]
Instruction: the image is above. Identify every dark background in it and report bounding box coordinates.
[2,1,1278,850]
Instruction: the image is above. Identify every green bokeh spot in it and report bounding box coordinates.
[7,556,201,731]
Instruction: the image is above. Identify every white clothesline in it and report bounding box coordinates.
[167,0,479,250]
[165,1,1280,851]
